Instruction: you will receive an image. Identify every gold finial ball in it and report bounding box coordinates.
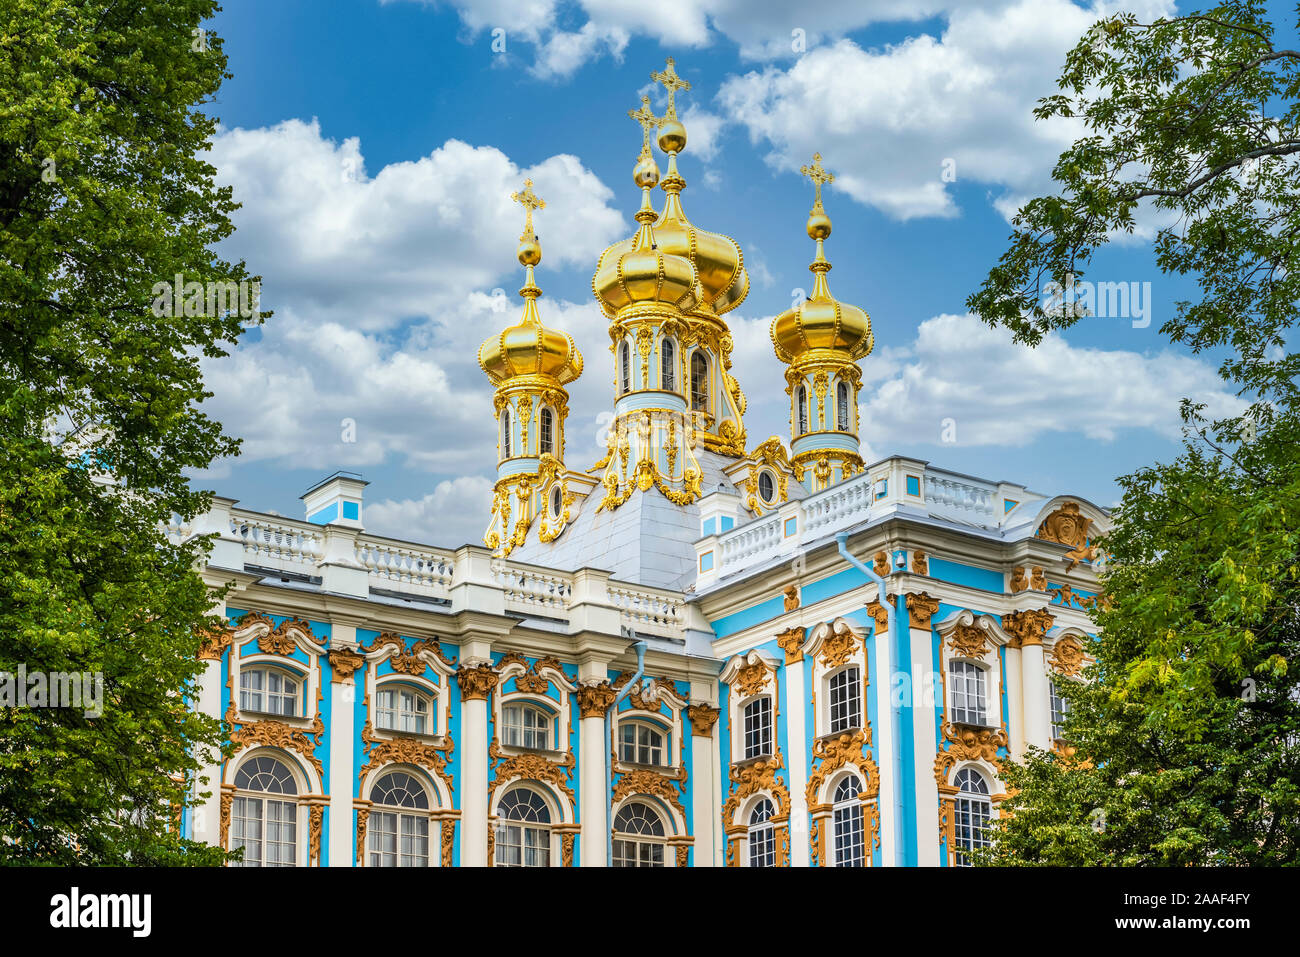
[634,155,660,188]
[518,235,541,266]
[806,209,832,240]
[657,118,687,154]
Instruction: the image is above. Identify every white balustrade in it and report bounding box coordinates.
[356,537,455,600]
[608,583,685,639]
[229,514,323,573]
[494,561,573,615]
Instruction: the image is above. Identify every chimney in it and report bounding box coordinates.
[301,471,367,529]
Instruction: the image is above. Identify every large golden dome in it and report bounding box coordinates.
[592,108,699,317]
[479,181,583,386]
[771,156,872,364]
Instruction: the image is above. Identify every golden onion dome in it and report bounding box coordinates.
[593,107,699,317]
[771,156,873,364]
[478,181,583,386]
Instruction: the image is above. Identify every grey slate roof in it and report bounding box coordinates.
[511,450,741,590]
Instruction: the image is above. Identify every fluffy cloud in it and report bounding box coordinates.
[207,119,625,331]
[718,0,1175,221]
[366,475,497,548]
[857,313,1246,448]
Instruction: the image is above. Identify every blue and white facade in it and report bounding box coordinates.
[176,59,1106,867]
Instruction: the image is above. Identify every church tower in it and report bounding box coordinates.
[771,154,874,493]
[590,97,706,511]
[478,180,584,554]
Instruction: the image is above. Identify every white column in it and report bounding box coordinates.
[457,644,496,867]
[193,654,224,847]
[577,659,613,868]
[1022,640,1051,751]
[872,606,897,867]
[689,680,719,867]
[1004,642,1025,760]
[784,658,810,866]
[910,622,939,866]
[328,622,358,867]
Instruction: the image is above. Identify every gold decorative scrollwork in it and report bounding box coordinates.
[686,703,719,736]
[225,701,324,778]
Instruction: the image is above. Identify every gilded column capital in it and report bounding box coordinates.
[1002,607,1054,647]
[575,681,617,718]
[776,625,805,664]
[864,599,890,634]
[456,664,500,700]
[327,646,366,682]
[905,591,940,630]
[687,703,720,737]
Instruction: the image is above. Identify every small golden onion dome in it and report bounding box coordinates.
[478,190,583,386]
[771,203,873,364]
[653,151,748,317]
[593,164,699,316]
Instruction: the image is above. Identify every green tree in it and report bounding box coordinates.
[0,0,261,863]
[967,1,1300,865]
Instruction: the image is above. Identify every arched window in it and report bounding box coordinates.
[502,408,512,458]
[748,799,775,867]
[239,666,300,717]
[1049,679,1069,740]
[369,771,430,867]
[949,661,988,726]
[495,787,550,867]
[539,407,553,455]
[612,802,666,867]
[376,685,430,735]
[836,381,850,431]
[758,471,775,504]
[502,703,553,750]
[742,697,772,759]
[620,341,631,394]
[832,776,864,867]
[953,768,992,866]
[661,338,676,391]
[550,485,562,517]
[231,755,299,867]
[828,666,861,733]
[690,352,708,412]
[618,720,666,766]
[797,385,809,434]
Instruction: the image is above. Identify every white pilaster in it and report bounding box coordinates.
[872,610,897,867]
[689,680,719,867]
[1022,641,1051,751]
[578,658,611,868]
[785,659,810,866]
[910,623,939,866]
[1004,643,1025,760]
[328,622,357,867]
[461,690,490,866]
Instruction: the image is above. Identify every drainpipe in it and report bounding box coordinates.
[605,640,647,867]
[836,531,905,868]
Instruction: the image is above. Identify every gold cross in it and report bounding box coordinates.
[650,57,690,121]
[511,178,545,240]
[800,153,834,209]
[628,96,659,157]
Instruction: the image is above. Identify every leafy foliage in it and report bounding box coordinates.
[0,0,262,863]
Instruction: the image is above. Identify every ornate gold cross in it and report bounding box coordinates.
[800,153,834,209]
[511,178,545,240]
[628,95,658,157]
[650,57,690,121]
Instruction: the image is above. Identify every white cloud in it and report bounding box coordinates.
[717,0,1176,221]
[857,313,1246,448]
[366,475,497,548]
[208,118,625,331]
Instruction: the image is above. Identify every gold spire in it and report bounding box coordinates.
[650,57,690,121]
[479,179,582,386]
[772,152,872,363]
[651,58,690,155]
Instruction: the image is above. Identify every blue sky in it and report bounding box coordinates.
[195,0,1274,545]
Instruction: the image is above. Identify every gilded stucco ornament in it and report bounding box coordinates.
[225,700,325,778]
[783,584,800,612]
[489,737,576,804]
[864,599,890,634]
[722,748,790,823]
[1009,566,1027,593]
[686,703,720,736]
[906,592,941,629]
[1001,607,1054,648]
[576,682,618,718]
[933,721,1007,787]
[456,664,500,701]
[911,550,929,575]
[1048,636,1086,677]
[776,625,806,664]
[613,767,686,819]
[327,646,365,682]
[948,624,990,660]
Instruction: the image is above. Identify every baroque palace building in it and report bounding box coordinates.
[175,59,1107,867]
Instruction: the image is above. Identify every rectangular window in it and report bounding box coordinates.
[749,826,775,867]
[954,797,991,866]
[743,698,773,759]
[619,723,665,766]
[1049,679,1069,740]
[906,475,921,496]
[502,705,550,750]
[949,661,987,726]
[828,667,861,733]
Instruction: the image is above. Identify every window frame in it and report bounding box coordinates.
[238,664,303,719]
[690,351,709,413]
[948,659,989,727]
[538,407,554,455]
[827,665,862,735]
[494,786,553,868]
[952,767,992,866]
[836,380,850,431]
[747,799,776,867]
[611,800,667,867]
[741,696,773,760]
[660,338,676,392]
[501,701,556,752]
[367,770,433,868]
[501,408,512,458]
[620,341,631,394]
[617,718,669,767]
[375,683,433,736]
[831,775,865,867]
[797,384,809,434]
[229,754,302,868]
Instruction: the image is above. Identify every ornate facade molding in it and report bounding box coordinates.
[905,592,940,630]
[327,646,365,682]
[576,681,617,718]
[1001,607,1054,648]
[686,703,720,737]
[806,727,879,804]
[864,599,889,634]
[911,550,928,576]
[489,738,576,805]
[1048,635,1086,677]
[783,584,800,612]
[225,701,325,778]
[932,721,1007,787]
[613,766,687,819]
[358,691,455,793]
[776,625,806,664]
[456,664,500,701]
[722,748,790,823]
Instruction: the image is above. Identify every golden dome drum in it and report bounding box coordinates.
[771,283,873,363]
[478,312,583,385]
